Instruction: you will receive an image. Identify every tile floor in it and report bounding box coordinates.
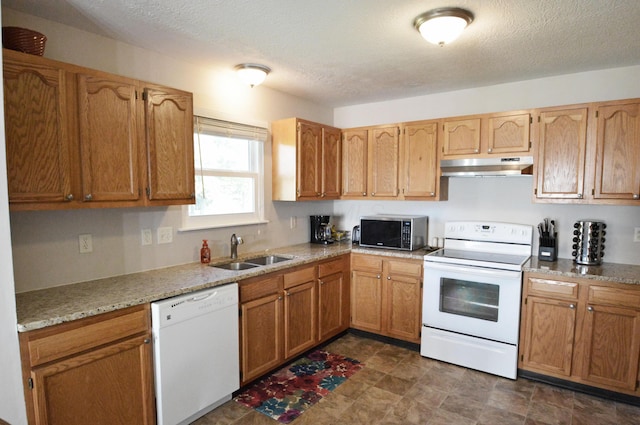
[193,333,640,425]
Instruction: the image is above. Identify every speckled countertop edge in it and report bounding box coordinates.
[524,257,640,285]
[16,245,638,332]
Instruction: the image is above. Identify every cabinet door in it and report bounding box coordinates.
[342,129,368,197]
[535,108,588,200]
[580,303,640,391]
[321,126,342,199]
[144,86,195,203]
[318,271,346,341]
[77,73,140,203]
[402,122,438,199]
[3,55,73,205]
[284,280,317,359]
[442,118,481,156]
[30,334,154,425]
[296,121,322,199]
[385,273,422,342]
[241,293,283,384]
[351,270,383,333]
[593,102,640,201]
[487,113,531,154]
[368,126,399,197]
[521,296,577,377]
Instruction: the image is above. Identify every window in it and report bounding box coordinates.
[181,116,267,230]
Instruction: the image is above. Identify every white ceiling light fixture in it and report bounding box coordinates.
[234,63,271,88]
[413,7,474,47]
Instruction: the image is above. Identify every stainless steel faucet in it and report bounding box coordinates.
[230,233,243,259]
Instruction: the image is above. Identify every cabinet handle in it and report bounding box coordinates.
[569,304,575,309]
[65,194,74,201]
[84,193,93,201]
[587,306,594,312]
[633,194,639,199]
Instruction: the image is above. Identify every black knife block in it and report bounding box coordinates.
[538,234,557,262]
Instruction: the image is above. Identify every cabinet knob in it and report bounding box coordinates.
[321,192,326,198]
[286,291,291,297]
[278,296,283,301]
[371,192,375,196]
[430,192,435,196]
[376,274,381,279]
[84,193,93,201]
[65,194,74,201]
[487,148,493,153]
[569,304,576,309]
[577,193,583,199]
[319,280,325,285]
[474,149,479,153]
[144,338,150,344]
[387,276,391,280]
[634,194,639,199]
[362,192,367,196]
[587,306,594,312]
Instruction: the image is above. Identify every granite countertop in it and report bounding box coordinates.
[524,256,640,285]
[16,242,354,332]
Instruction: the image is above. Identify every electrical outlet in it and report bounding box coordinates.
[157,227,173,244]
[79,234,93,253]
[634,227,640,243]
[141,229,152,246]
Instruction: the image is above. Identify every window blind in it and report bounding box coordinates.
[194,116,268,141]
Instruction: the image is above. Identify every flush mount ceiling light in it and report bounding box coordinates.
[234,63,271,88]
[413,7,474,46]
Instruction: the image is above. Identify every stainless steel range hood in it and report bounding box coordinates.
[440,156,534,177]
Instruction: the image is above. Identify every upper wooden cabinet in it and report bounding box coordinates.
[534,106,588,201]
[2,49,194,210]
[144,85,195,204]
[533,98,640,205]
[3,50,73,205]
[592,100,640,202]
[401,120,443,200]
[341,124,401,199]
[442,111,532,158]
[272,118,341,201]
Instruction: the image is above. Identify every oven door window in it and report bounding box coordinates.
[440,278,499,322]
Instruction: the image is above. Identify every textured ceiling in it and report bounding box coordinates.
[3,0,640,107]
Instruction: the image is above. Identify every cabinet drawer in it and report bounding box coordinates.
[23,305,149,367]
[527,277,579,300]
[387,259,422,277]
[352,254,383,272]
[240,274,283,303]
[284,265,316,289]
[588,285,640,309]
[318,256,346,277]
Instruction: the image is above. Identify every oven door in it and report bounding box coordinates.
[422,261,522,344]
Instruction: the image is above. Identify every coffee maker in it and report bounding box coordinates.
[310,215,334,244]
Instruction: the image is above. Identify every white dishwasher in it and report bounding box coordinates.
[151,283,239,425]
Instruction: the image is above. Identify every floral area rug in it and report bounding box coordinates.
[234,350,363,423]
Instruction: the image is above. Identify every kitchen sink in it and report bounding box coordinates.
[244,255,293,265]
[211,262,259,270]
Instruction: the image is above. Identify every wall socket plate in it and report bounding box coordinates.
[157,227,173,244]
[141,229,152,246]
[634,227,640,243]
[79,234,93,253]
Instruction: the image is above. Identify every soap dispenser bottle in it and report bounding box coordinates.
[200,240,211,264]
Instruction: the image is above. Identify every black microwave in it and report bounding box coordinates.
[359,215,428,251]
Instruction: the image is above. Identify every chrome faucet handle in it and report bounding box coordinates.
[230,233,244,259]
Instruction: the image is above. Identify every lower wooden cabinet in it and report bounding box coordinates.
[239,254,350,385]
[520,272,640,396]
[350,253,422,343]
[18,305,155,425]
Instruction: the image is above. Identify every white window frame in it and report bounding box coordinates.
[180,116,268,231]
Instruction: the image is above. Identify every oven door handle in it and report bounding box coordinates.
[423,261,521,279]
